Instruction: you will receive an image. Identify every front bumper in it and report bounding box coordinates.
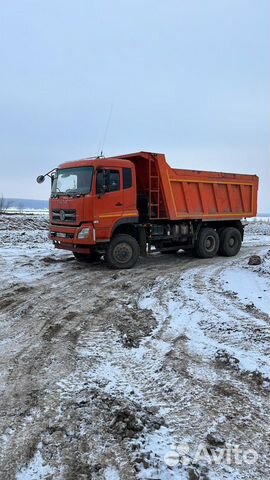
[49,223,96,253]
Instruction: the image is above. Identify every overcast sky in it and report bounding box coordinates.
[0,0,269,211]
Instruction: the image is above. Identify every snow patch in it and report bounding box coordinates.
[222,269,269,315]
[16,448,55,480]
[103,466,121,480]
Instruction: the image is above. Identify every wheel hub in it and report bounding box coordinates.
[228,237,235,247]
[205,235,215,252]
[113,242,133,264]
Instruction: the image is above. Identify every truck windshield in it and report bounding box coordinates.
[51,167,94,196]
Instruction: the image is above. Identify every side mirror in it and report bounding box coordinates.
[36,175,45,184]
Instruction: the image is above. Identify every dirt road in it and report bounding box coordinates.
[0,215,269,479]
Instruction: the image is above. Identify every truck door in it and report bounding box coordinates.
[94,168,123,239]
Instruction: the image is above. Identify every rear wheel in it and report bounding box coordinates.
[73,252,101,263]
[195,227,219,258]
[219,227,242,256]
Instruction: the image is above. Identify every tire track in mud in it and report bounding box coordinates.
[0,234,269,479]
[181,249,270,369]
[51,244,269,479]
[131,244,270,479]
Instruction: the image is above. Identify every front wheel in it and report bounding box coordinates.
[105,234,140,269]
[195,227,219,258]
[219,227,242,257]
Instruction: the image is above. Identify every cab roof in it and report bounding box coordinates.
[58,151,159,169]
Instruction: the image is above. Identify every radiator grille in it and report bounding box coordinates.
[52,209,76,223]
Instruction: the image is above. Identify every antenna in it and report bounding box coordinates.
[97,102,114,157]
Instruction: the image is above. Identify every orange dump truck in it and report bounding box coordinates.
[37,151,258,268]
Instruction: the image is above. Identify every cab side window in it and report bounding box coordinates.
[109,171,120,191]
[123,168,132,189]
[96,169,120,194]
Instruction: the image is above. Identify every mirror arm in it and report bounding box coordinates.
[45,168,56,178]
[36,168,56,184]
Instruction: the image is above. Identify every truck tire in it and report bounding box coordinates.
[219,227,242,257]
[105,234,140,269]
[217,226,226,255]
[195,227,219,258]
[217,226,226,238]
[73,252,101,263]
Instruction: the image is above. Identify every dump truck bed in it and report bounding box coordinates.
[163,164,258,221]
[117,152,259,221]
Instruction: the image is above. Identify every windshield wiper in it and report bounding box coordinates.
[51,192,86,198]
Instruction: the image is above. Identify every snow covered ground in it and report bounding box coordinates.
[0,214,269,479]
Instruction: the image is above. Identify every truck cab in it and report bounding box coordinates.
[49,157,139,259]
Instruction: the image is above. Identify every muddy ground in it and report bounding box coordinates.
[0,215,269,480]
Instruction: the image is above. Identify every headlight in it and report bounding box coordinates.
[77,227,90,239]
